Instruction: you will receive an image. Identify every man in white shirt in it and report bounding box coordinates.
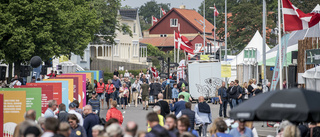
[44,100,57,118]
[69,102,84,126]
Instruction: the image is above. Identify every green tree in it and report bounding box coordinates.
[0,0,100,76]
[91,0,132,44]
[138,1,170,31]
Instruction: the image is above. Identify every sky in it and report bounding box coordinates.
[121,0,203,10]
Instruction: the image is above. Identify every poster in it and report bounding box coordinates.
[0,94,3,137]
[44,79,73,104]
[61,74,86,106]
[0,91,26,137]
[77,71,98,81]
[50,77,78,104]
[16,85,53,114]
[27,83,62,105]
[57,75,83,107]
[2,88,42,119]
[74,72,93,84]
[221,64,231,78]
[37,81,69,110]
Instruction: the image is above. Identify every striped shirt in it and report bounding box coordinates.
[88,98,100,113]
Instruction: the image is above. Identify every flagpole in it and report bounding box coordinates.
[152,16,153,26]
[225,0,228,86]
[214,3,216,59]
[177,24,180,63]
[160,8,162,18]
[203,0,206,55]
[174,30,176,63]
[278,0,283,90]
[262,0,267,90]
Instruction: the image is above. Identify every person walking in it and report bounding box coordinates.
[152,78,162,103]
[176,102,200,130]
[242,82,249,101]
[228,80,243,108]
[140,80,150,110]
[106,100,123,125]
[155,93,170,118]
[170,95,186,115]
[113,69,119,77]
[209,118,232,137]
[57,103,69,122]
[178,87,192,102]
[145,112,173,137]
[68,114,87,137]
[88,91,100,116]
[229,121,253,137]
[105,79,115,109]
[112,75,122,105]
[218,82,228,118]
[120,83,129,109]
[131,79,140,107]
[44,100,57,118]
[124,77,132,106]
[69,103,84,126]
[195,96,212,137]
[86,78,94,104]
[172,84,179,103]
[95,78,105,109]
[83,105,100,137]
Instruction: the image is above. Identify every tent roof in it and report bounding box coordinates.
[311,4,320,13]
[232,30,270,65]
[303,65,320,79]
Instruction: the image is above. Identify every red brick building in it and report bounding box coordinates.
[140,6,224,54]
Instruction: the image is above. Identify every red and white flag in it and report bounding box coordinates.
[161,8,166,15]
[174,31,194,55]
[152,16,158,26]
[214,6,219,16]
[282,0,320,31]
[151,67,158,77]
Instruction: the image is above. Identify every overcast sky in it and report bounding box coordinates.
[121,0,203,10]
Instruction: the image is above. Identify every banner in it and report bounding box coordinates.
[60,74,86,106]
[200,55,209,60]
[306,49,320,65]
[44,79,73,104]
[2,88,42,119]
[27,83,62,105]
[0,94,3,137]
[221,64,231,78]
[75,72,93,84]
[77,71,98,81]
[271,34,290,90]
[1,91,26,137]
[50,77,78,101]
[37,81,69,110]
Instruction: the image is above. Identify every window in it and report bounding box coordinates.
[81,51,87,62]
[122,23,129,35]
[133,23,136,34]
[114,43,119,56]
[170,18,178,27]
[195,43,202,51]
[160,34,167,37]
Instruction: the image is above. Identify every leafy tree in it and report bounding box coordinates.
[91,0,132,44]
[138,1,170,31]
[0,0,100,76]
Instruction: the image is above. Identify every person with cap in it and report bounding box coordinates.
[88,91,100,116]
[69,102,84,126]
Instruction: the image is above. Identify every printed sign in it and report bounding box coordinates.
[221,64,231,78]
[306,49,320,65]
[44,79,73,104]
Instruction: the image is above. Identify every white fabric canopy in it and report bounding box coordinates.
[302,66,320,92]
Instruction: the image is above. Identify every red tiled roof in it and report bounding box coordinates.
[140,36,196,47]
[149,8,215,33]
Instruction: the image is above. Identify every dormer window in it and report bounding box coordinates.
[170,19,178,27]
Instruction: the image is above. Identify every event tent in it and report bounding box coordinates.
[302,65,320,92]
[258,5,320,66]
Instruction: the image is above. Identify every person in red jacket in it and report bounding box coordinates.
[95,78,105,108]
[106,100,123,124]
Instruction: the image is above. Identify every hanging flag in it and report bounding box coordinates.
[150,67,158,78]
[152,16,158,26]
[174,31,194,55]
[161,8,166,15]
[214,6,219,16]
[282,0,320,31]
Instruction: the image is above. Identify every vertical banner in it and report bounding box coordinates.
[62,74,86,106]
[50,77,79,106]
[44,79,73,104]
[271,34,290,90]
[1,91,26,137]
[0,94,3,137]
[3,88,42,119]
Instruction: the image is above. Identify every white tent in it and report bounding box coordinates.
[232,31,270,65]
[302,65,320,92]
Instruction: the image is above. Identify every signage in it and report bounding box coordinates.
[221,64,231,78]
[306,49,320,65]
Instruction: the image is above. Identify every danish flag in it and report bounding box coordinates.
[214,6,219,17]
[150,67,158,77]
[174,31,195,56]
[161,8,166,15]
[282,0,320,31]
[152,16,158,26]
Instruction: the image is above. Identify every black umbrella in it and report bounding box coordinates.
[229,88,320,122]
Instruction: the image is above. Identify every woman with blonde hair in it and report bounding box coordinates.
[283,125,300,137]
[247,79,255,98]
[209,118,232,137]
[242,82,249,100]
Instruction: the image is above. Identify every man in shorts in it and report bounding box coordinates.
[140,80,150,110]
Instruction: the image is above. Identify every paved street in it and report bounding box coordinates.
[99,101,277,137]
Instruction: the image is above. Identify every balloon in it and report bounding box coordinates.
[30,56,42,68]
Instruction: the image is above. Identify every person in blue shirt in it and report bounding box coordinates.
[172,84,179,103]
[229,121,253,137]
[112,75,122,105]
[88,91,100,116]
[170,95,186,116]
[218,82,228,118]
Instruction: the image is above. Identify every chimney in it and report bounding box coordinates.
[180,5,185,9]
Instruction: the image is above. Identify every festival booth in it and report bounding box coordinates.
[302,66,320,92]
[231,31,270,84]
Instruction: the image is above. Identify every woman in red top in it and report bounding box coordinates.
[106,100,123,124]
[105,79,115,109]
